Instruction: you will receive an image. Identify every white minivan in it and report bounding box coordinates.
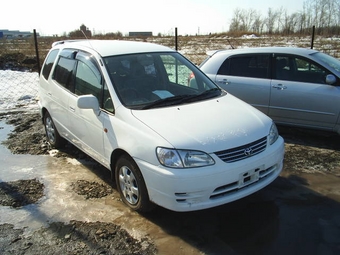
[38,40,284,212]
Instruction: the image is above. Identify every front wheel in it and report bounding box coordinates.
[115,155,154,212]
[43,112,65,149]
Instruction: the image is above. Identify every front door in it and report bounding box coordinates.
[67,51,107,165]
[269,55,340,130]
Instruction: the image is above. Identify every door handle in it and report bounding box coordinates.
[69,106,75,112]
[272,84,287,90]
[217,79,230,85]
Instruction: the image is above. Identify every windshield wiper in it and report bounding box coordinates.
[142,95,192,109]
[142,88,222,110]
[183,88,222,103]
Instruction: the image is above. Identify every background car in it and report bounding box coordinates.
[199,47,340,134]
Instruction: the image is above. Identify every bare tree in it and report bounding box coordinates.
[229,8,242,32]
[282,11,299,35]
[275,7,285,33]
[239,9,258,32]
[252,12,263,34]
[227,0,340,35]
[264,8,278,34]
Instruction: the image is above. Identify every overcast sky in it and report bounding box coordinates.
[2,0,305,36]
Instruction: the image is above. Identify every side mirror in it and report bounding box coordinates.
[77,95,100,114]
[326,74,337,85]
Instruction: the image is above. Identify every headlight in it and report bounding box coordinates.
[156,147,215,168]
[268,122,279,145]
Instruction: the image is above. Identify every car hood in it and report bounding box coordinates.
[131,94,271,152]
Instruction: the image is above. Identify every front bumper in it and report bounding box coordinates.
[136,136,285,212]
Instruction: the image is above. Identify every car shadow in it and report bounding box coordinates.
[277,125,340,151]
[139,173,340,254]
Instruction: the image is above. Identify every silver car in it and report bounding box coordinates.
[199,47,340,134]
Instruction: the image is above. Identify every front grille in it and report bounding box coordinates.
[214,136,267,163]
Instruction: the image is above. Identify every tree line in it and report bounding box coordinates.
[229,0,340,35]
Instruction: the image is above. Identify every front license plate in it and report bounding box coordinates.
[239,167,262,187]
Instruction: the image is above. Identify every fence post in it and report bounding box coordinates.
[175,27,178,51]
[310,26,315,49]
[33,29,41,74]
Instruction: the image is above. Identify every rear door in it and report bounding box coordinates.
[48,50,77,138]
[269,54,340,130]
[214,54,271,115]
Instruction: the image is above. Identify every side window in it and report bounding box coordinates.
[219,55,269,79]
[52,56,76,91]
[217,58,230,75]
[75,52,103,105]
[275,55,329,84]
[275,56,291,80]
[42,49,59,80]
[293,57,328,84]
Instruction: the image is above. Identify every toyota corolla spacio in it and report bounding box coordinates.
[38,40,284,212]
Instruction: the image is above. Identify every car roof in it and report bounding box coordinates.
[51,40,174,57]
[208,47,319,57]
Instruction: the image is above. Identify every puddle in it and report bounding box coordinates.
[0,119,125,234]
[0,120,12,155]
[0,119,49,181]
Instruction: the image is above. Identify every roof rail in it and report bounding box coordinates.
[51,39,88,47]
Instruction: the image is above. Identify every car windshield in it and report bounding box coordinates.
[104,52,223,109]
[312,52,340,73]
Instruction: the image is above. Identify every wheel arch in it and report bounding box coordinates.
[110,149,132,180]
[41,107,48,123]
[112,149,155,212]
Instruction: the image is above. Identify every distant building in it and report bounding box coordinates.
[0,29,39,39]
[129,31,152,37]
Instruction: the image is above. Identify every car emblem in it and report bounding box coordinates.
[244,147,253,156]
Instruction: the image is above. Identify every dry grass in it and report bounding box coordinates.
[0,34,339,70]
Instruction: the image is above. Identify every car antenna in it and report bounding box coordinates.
[227,39,235,49]
[81,30,94,49]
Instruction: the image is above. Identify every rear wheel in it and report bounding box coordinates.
[115,155,154,212]
[43,112,65,149]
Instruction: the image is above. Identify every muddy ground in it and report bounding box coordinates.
[1,110,340,254]
[0,111,157,255]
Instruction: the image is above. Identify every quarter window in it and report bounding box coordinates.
[103,82,114,113]
[42,49,59,80]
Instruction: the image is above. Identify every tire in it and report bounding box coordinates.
[115,155,154,212]
[43,112,65,149]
